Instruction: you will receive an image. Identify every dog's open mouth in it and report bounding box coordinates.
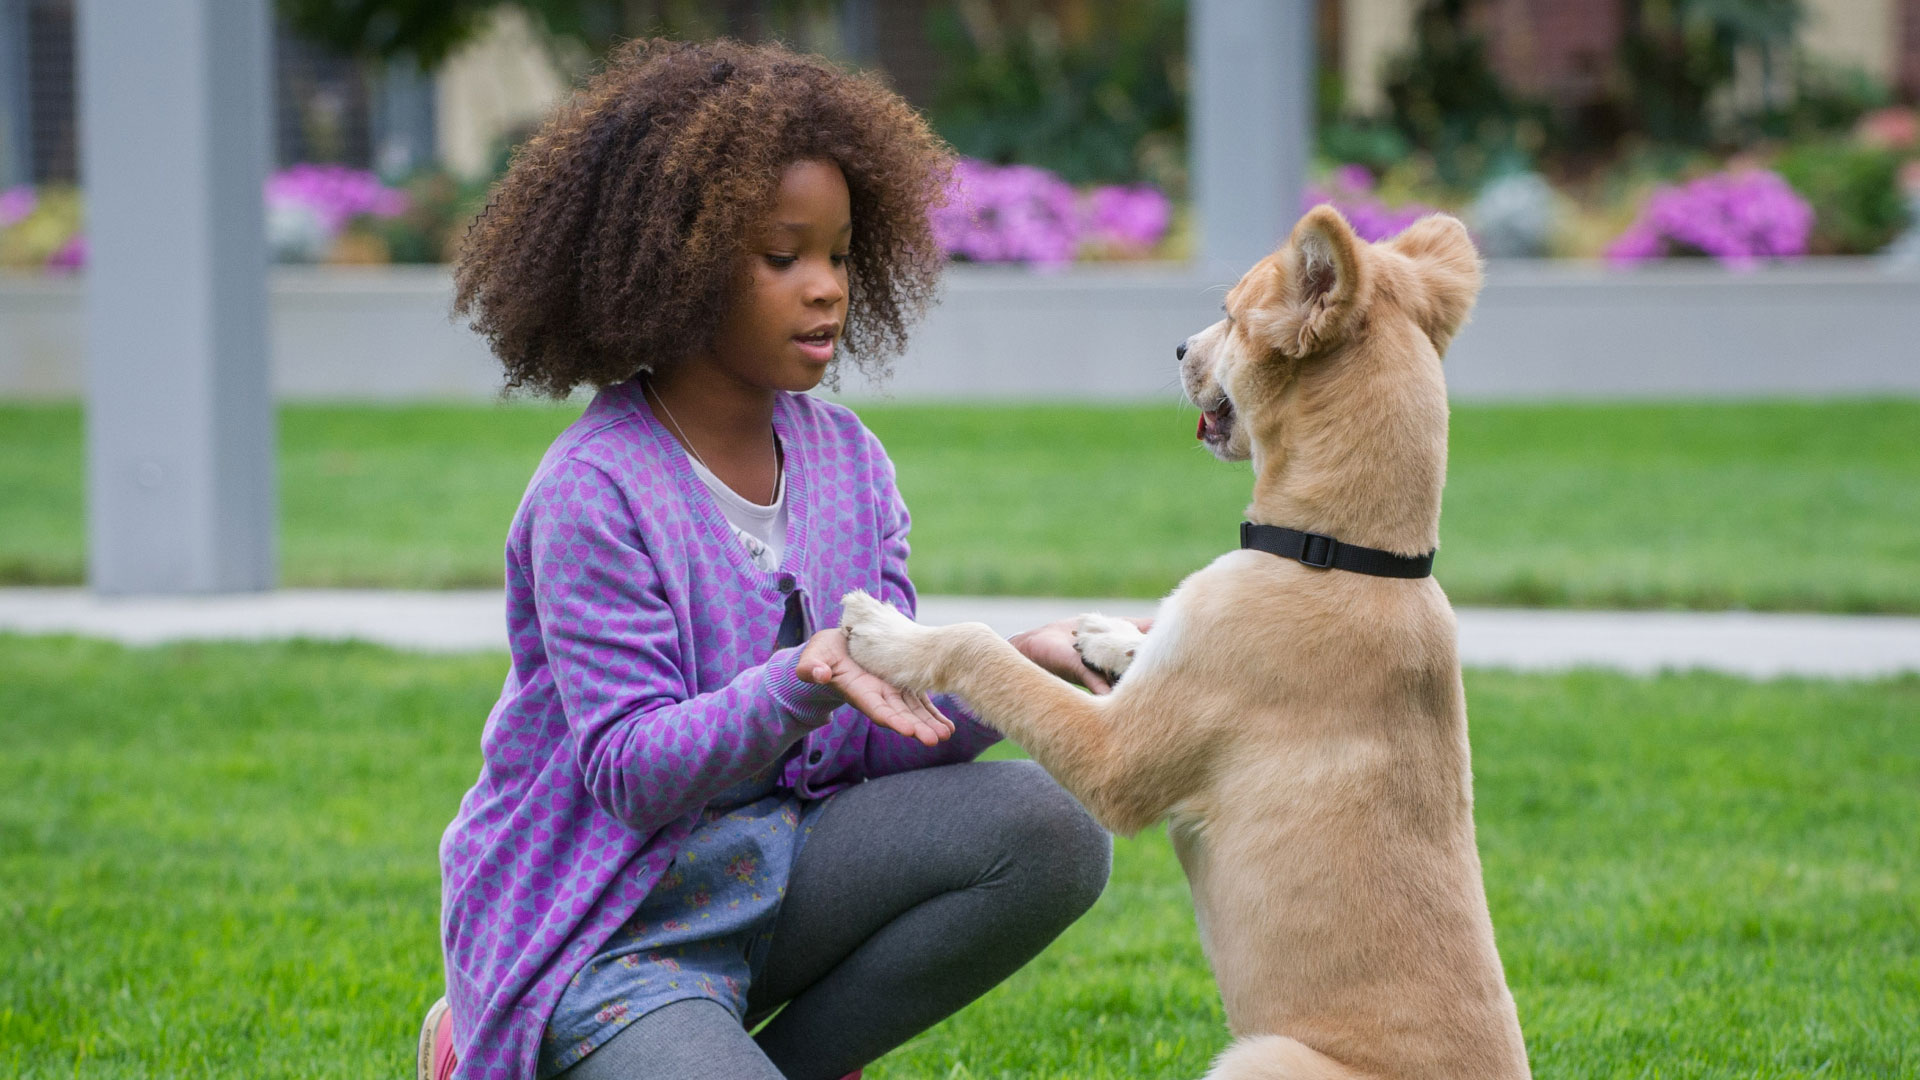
[1196,398,1235,448]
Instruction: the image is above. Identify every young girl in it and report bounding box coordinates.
[420,39,1116,1080]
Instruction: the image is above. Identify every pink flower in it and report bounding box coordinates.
[1331,163,1376,194]
[1855,108,1919,152]
[0,186,35,228]
[1606,169,1812,268]
[933,159,1080,266]
[1301,165,1434,244]
[46,234,86,272]
[264,164,409,234]
[931,158,1174,264]
[1082,184,1172,254]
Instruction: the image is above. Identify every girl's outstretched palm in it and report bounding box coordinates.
[796,628,953,746]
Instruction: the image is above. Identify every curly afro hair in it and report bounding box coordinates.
[454,38,954,398]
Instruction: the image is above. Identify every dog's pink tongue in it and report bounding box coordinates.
[1196,413,1208,440]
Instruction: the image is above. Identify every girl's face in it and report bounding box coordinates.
[703,159,852,393]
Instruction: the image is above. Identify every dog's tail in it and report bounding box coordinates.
[1203,1035,1370,1080]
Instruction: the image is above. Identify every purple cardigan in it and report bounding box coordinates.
[439,382,999,1079]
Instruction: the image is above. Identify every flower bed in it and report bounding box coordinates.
[1604,170,1813,269]
[8,106,1916,271]
[1,164,484,272]
[1309,105,1920,269]
[929,158,1174,266]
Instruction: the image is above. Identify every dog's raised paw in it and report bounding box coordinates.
[838,590,935,689]
[1074,612,1145,683]
[839,590,896,636]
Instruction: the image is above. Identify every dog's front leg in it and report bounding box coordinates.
[835,590,1003,700]
[840,591,1183,834]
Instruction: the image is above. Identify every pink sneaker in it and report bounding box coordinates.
[416,996,457,1080]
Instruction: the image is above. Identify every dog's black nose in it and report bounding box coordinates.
[1176,340,1188,361]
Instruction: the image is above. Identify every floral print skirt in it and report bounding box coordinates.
[537,769,819,1078]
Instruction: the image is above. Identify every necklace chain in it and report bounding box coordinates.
[644,380,714,475]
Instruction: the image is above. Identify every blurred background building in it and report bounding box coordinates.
[7,0,1920,268]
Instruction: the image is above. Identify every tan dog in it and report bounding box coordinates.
[839,205,1530,1080]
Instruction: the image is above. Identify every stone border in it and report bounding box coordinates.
[4,259,1917,401]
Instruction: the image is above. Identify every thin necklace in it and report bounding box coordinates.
[644,381,784,498]
[644,380,714,475]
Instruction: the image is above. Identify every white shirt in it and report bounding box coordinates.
[683,446,787,573]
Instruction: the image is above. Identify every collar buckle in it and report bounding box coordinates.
[1297,531,1338,569]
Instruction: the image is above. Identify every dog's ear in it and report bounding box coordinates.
[1388,214,1483,354]
[1269,204,1369,359]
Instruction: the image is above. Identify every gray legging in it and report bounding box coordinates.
[558,759,1112,1080]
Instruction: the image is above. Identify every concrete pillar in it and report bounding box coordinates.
[78,0,275,593]
[1190,0,1315,275]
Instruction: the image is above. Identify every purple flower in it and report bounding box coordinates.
[1082,184,1172,254]
[0,185,36,229]
[1606,170,1812,269]
[933,159,1082,266]
[1302,165,1434,243]
[1331,163,1376,195]
[46,233,86,272]
[931,159,1175,265]
[264,164,409,235]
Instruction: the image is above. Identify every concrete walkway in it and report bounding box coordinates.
[3,588,1918,679]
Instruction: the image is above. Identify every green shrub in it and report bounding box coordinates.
[1775,141,1910,255]
[1763,58,1895,139]
[1381,0,1546,191]
[360,167,494,264]
[1319,117,1414,177]
[926,0,1186,189]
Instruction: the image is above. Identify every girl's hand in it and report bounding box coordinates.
[795,628,954,747]
[1009,616,1154,695]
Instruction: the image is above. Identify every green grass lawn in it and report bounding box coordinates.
[2,636,1914,1078]
[2,399,1917,611]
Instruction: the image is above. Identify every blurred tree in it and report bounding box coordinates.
[1756,56,1894,140]
[276,0,504,67]
[1381,0,1545,191]
[276,0,836,69]
[1617,0,1803,147]
[926,0,1186,189]
[527,0,844,60]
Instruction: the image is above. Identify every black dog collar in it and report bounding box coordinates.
[1240,522,1434,579]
